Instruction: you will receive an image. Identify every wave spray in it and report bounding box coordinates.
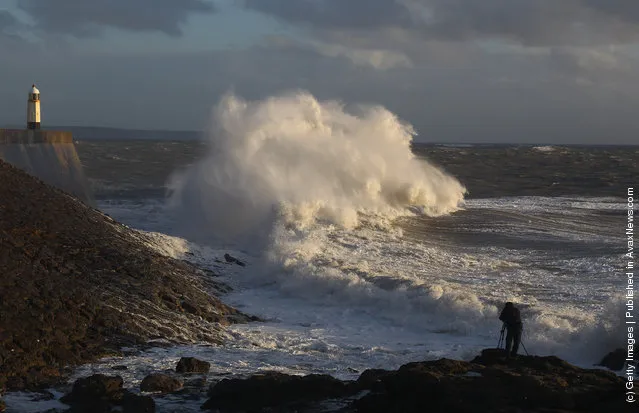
[168,91,466,246]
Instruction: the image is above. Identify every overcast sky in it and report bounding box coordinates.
[1,0,638,143]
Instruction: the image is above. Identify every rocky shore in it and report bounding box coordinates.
[0,160,250,392]
[52,349,628,413]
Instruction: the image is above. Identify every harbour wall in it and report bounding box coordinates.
[0,129,94,205]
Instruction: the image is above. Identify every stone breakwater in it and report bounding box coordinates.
[0,129,92,204]
[0,159,250,392]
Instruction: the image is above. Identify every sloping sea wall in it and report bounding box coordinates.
[0,129,93,205]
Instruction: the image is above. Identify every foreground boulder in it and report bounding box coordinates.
[597,348,627,371]
[176,357,211,374]
[61,374,154,413]
[61,375,124,403]
[140,374,183,393]
[202,349,630,412]
[355,350,628,413]
[202,371,350,411]
[0,160,249,390]
[224,253,246,267]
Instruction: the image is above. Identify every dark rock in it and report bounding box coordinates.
[112,365,128,371]
[31,391,56,401]
[352,351,629,413]
[355,368,393,392]
[470,347,509,364]
[61,381,154,413]
[0,399,5,413]
[59,374,152,413]
[223,253,246,267]
[184,377,207,388]
[61,374,124,404]
[597,348,627,371]
[180,301,200,315]
[121,392,155,413]
[202,371,350,411]
[140,373,183,393]
[176,357,211,374]
[202,349,631,413]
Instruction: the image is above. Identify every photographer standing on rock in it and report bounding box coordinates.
[499,302,523,358]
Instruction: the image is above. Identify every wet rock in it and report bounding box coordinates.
[184,377,207,388]
[597,348,626,371]
[353,351,628,413]
[111,365,128,371]
[61,374,124,404]
[202,371,350,411]
[140,373,183,393]
[121,392,155,413]
[223,253,246,267]
[180,300,200,315]
[59,374,155,413]
[470,347,509,363]
[355,368,393,392]
[176,357,211,374]
[31,391,55,401]
[201,349,631,413]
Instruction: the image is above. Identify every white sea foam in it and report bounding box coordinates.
[469,196,625,214]
[162,91,514,345]
[532,145,559,152]
[167,91,466,246]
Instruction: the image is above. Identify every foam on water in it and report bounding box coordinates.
[532,145,559,152]
[469,196,624,214]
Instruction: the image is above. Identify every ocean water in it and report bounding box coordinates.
[6,93,638,412]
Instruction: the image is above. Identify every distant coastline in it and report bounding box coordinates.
[0,125,203,141]
[2,124,638,146]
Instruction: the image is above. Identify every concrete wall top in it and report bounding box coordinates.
[0,129,73,144]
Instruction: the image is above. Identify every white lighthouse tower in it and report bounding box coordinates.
[27,84,41,130]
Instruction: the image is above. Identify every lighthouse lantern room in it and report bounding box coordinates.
[27,84,41,130]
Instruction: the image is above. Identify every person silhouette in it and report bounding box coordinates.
[499,302,523,358]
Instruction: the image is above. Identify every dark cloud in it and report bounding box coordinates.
[0,10,19,34]
[0,10,14,28]
[18,0,215,36]
[416,0,581,45]
[0,10,29,50]
[1,41,637,143]
[583,0,639,24]
[244,0,411,29]
[244,0,639,46]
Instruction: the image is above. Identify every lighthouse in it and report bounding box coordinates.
[27,84,41,130]
[0,85,92,203]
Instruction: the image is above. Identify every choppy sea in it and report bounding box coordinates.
[6,94,638,411]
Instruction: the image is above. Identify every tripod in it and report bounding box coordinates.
[497,324,506,349]
[497,323,530,356]
[520,328,530,356]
